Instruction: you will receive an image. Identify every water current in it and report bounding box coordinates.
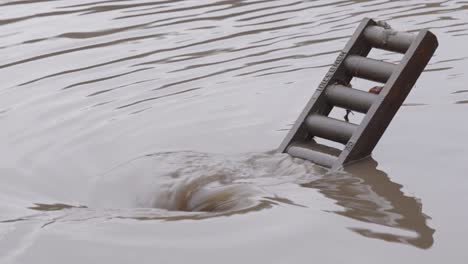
[1,0,468,263]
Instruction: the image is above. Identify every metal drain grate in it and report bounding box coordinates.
[278,18,439,170]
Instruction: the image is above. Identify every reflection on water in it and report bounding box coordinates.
[2,152,434,250]
[303,159,434,249]
[1,0,467,262]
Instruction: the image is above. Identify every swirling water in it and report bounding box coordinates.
[1,0,468,263]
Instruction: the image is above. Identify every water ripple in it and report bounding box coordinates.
[1,0,467,256]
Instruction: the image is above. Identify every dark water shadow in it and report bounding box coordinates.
[0,201,273,225]
[301,158,435,249]
[28,203,87,211]
[1,196,301,226]
[115,199,277,222]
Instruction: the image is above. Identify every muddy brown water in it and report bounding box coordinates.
[1,0,467,263]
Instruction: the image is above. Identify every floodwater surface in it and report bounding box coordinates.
[0,0,467,263]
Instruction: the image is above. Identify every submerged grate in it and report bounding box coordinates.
[278,18,439,170]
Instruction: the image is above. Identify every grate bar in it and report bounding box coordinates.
[364,26,415,53]
[287,143,339,168]
[344,55,396,83]
[325,84,377,113]
[305,115,357,144]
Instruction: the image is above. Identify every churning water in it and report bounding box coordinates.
[1,0,468,263]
